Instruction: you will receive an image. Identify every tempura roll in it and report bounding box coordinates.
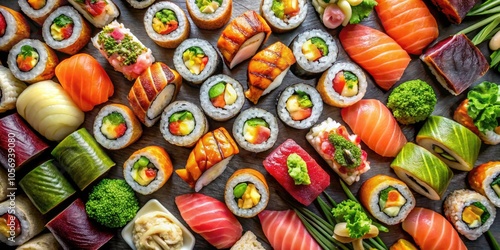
[469,161,500,207]
[7,39,58,84]
[0,6,30,52]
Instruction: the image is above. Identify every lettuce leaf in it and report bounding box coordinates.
[332,200,371,238]
[350,0,377,24]
[467,81,500,133]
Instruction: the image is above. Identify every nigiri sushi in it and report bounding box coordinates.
[258,210,321,250]
[339,24,411,90]
[375,0,439,55]
[175,193,242,249]
[341,99,407,157]
[55,53,114,112]
[402,207,467,250]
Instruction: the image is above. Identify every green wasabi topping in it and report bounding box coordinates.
[287,153,310,185]
[233,183,248,198]
[209,82,226,99]
[245,118,269,128]
[169,111,194,123]
[271,0,284,19]
[53,14,73,27]
[329,134,361,169]
[296,91,313,108]
[98,28,146,66]
[310,37,329,56]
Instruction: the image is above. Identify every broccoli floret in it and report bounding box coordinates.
[85,179,139,228]
[387,79,437,124]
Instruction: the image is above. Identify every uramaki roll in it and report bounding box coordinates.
[232,108,279,153]
[277,83,323,129]
[0,6,30,52]
[160,101,208,148]
[224,168,269,218]
[186,0,232,29]
[144,2,190,48]
[317,61,367,107]
[19,0,67,26]
[469,161,500,207]
[199,74,245,121]
[260,0,307,33]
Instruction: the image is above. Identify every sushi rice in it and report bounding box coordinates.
[160,101,208,147]
[291,29,338,78]
[199,74,245,121]
[277,83,323,129]
[232,108,279,153]
[7,39,58,83]
[93,104,143,150]
[261,0,307,32]
[144,1,189,48]
[126,0,156,9]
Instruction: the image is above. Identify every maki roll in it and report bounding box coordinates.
[126,0,156,9]
[0,6,30,52]
[261,0,307,33]
[42,6,91,55]
[306,117,370,185]
[391,142,453,200]
[92,21,155,80]
[93,103,143,150]
[277,83,323,129]
[19,0,66,25]
[160,101,208,147]
[186,0,232,29]
[199,74,245,121]
[16,233,62,250]
[290,29,338,79]
[68,0,119,28]
[128,62,183,127]
[317,61,367,107]
[144,2,190,49]
[232,108,279,153]
[359,175,416,225]
[123,146,173,195]
[444,189,496,240]
[0,65,27,113]
[416,115,481,171]
[469,161,500,207]
[173,38,222,86]
[52,128,116,190]
[225,168,269,218]
[7,39,59,84]
[0,195,45,246]
[19,160,76,214]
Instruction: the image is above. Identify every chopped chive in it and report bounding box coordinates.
[491,50,500,68]
[458,13,500,35]
[323,191,338,207]
[363,240,373,250]
[375,236,388,250]
[317,197,336,225]
[295,210,338,250]
[468,0,500,16]
[487,231,500,250]
[368,237,386,250]
[472,17,500,45]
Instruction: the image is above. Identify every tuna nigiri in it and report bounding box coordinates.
[339,24,410,90]
[375,0,438,55]
[341,99,407,157]
[258,210,321,250]
[175,193,242,249]
[402,207,467,250]
[55,53,114,112]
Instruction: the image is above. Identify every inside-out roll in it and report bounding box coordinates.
[18,0,66,25]
[93,104,143,150]
[232,108,279,153]
[224,168,269,218]
[261,0,307,33]
[186,0,232,29]
[277,83,323,129]
[144,2,190,48]
[199,74,245,121]
[160,101,209,147]
[0,6,30,52]
[469,161,500,207]
[0,195,45,246]
[317,61,367,107]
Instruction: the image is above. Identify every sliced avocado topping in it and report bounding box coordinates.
[328,134,361,169]
[245,118,269,128]
[296,91,313,108]
[310,37,328,56]
[103,112,126,126]
[209,82,226,99]
[133,156,150,169]
[169,111,194,123]
[131,156,157,186]
[343,71,359,89]
[233,183,247,198]
[491,175,500,197]
[195,0,222,13]
[287,153,311,185]
[432,145,458,162]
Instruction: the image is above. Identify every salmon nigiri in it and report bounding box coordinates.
[341,99,406,157]
[55,53,114,112]
[339,24,410,90]
[258,210,321,250]
[176,193,242,249]
[402,207,467,250]
[376,0,438,55]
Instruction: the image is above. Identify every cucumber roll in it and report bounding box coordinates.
[232,108,279,153]
[444,189,496,240]
[93,104,143,150]
[42,6,91,55]
[359,175,415,225]
[160,101,208,147]
[277,83,323,129]
[7,39,58,84]
[173,38,222,86]
[123,146,173,195]
[199,74,245,121]
[391,143,453,200]
[0,6,30,52]
[126,0,156,9]
[19,160,76,214]
[144,2,190,49]
[68,0,119,28]
[0,65,27,113]
[0,195,45,246]
[19,0,66,26]
[290,29,338,79]
[186,0,232,30]
[469,161,500,207]
[224,168,269,218]
[317,61,367,107]
[416,115,481,171]
[261,0,307,33]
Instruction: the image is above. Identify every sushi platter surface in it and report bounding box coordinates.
[0,0,499,249]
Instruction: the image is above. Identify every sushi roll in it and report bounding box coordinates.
[68,0,119,28]
[93,104,143,150]
[123,146,173,195]
[290,29,338,79]
[0,65,27,113]
[92,21,155,80]
[224,168,269,218]
[7,39,59,84]
[16,233,62,250]
[173,38,222,86]
[160,101,208,147]
[0,195,45,246]
[359,175,416,225]
[261,0,307,33]
[444,189,496,240]
[128,62,183,127]
[391,142,453,200]
[306,117,370,185]
[42,6,91,55]
[0,6,30,52]
[126,0,156,9]
[199,74,245,121]
[469,161,500,207]
[277,83,323,129]
[416,115,481,171]
[186,0,232,30]
[18,0,67,26]
[317,61,367,107]
[217,11,272,69]
[232,108,279,153]
[144,2,190,49]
